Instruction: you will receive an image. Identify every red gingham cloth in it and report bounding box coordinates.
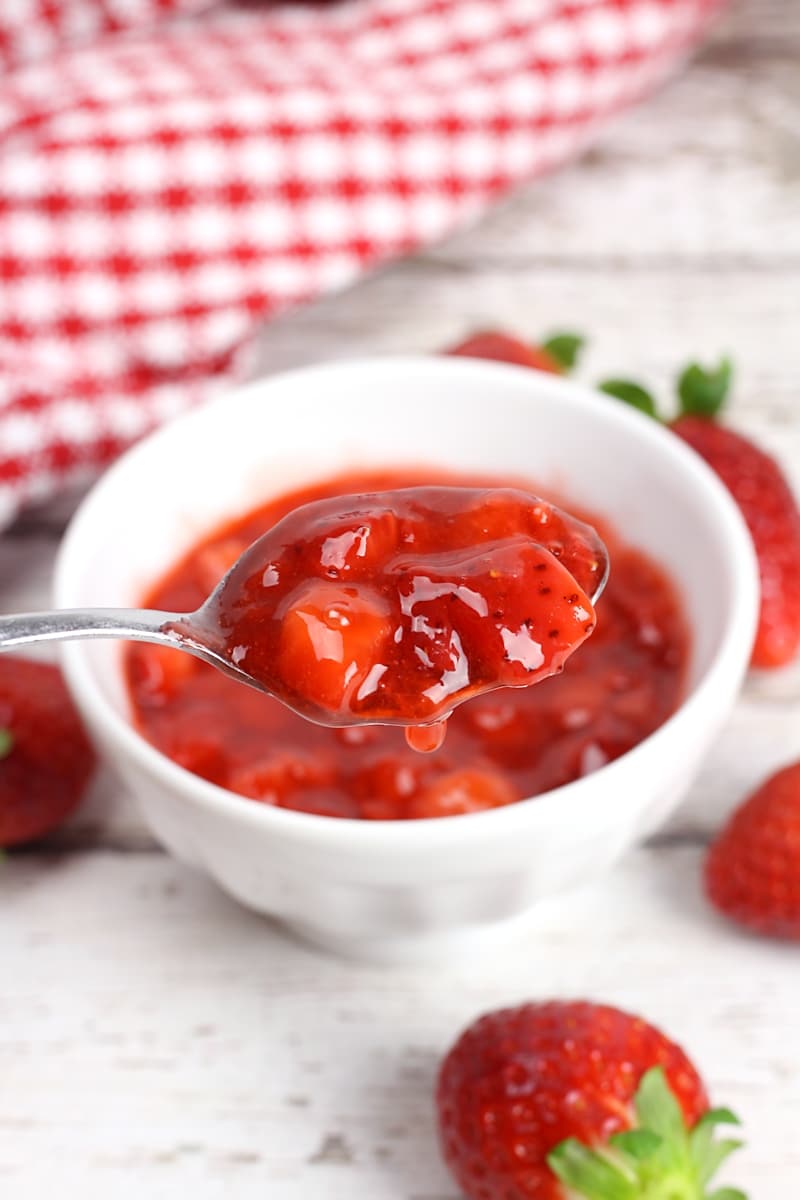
[0,0,724,529]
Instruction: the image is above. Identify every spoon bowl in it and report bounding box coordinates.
[1,485,608,738]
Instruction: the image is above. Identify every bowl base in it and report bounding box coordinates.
[281,904,558,967]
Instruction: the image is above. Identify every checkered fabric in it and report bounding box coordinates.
[0,0,725,528]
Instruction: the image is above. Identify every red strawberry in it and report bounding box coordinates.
[671,415,800,669]
[705,761,800,939]
[0,656,96,847]
[597,356,800,669]
[437,1000,745,1200]
[447,331,583,375]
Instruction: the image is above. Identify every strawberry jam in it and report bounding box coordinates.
[126,470,689,820]
[186,486,603,749]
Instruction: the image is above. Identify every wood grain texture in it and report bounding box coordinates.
[2,845,797,1199]
[1,0,799,1193]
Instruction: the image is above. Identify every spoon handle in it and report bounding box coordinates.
[0,608,183,652]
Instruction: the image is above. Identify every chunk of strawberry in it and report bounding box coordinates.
[277,582,393,715]
[352,756,426,820]
[229,752,336,803]
[128,643,200,706]
[409,766,517,818]
[317,510,400,579]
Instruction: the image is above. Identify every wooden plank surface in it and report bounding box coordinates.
[2,0,799,1194]
[2,845,798,1199]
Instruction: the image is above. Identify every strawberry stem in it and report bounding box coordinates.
[677,358,733,419]
[542,332,586,372]
[547,1068,746,1200]
[0,728,13,760]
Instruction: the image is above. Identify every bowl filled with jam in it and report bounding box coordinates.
[55,356,758,962]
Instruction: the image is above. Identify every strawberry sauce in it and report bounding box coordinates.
[126,469,689,820]
[186,486,603,749]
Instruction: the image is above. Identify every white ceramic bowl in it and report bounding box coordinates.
[56,358,758,964]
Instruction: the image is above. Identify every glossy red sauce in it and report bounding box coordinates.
[186,486,604,751]
[126,470,690,820]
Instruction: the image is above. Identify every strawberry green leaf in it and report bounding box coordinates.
[610,1130,662,1163]
[548,1138,637,1200]
[547,1070,747,1200]
[697,1140,744,1187]
[598,379,659,419]
[0,728,13,760]
[542,332,586,372]
[690,1106,744,1186]
[677,357,733,419]
[635,1068,689,1148]
[696,1109,741,1129]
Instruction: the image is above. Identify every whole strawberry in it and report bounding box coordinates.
[437,1000,745,1200]
[601,357,800,670]
[447,331,583,375]
[671,391,800,669]
[0,656,96,847]
[706,762,800,939]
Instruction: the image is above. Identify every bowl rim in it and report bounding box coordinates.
[55,355,760,851]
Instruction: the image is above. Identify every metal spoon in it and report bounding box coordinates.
[0,603,258,690]
[0,490,609,721]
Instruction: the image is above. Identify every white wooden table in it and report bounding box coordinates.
[2,2,799,1194]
